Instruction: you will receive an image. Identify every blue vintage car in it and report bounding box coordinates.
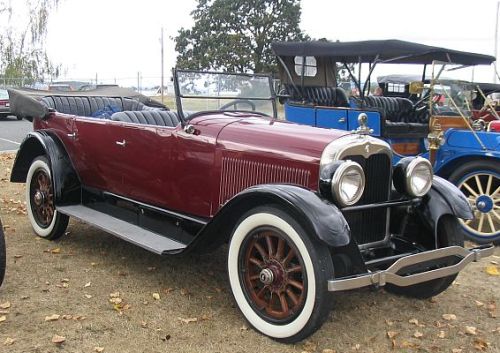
[273,40,500,244]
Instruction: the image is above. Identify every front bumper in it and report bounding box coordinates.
[328,245,494,292]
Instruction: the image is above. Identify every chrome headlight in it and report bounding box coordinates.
[394,157,433,197]
[331,161,365,206]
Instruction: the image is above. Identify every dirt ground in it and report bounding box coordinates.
[0,152,499,353]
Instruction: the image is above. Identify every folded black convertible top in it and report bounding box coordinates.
[272,40,495,66]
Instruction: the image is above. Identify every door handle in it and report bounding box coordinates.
[67,132,76,138]
[338,117,346,123]
[116,140,126,147]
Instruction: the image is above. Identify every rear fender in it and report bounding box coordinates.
[10,131,81,205]
[188,184,351,253]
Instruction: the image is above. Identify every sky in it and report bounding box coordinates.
[43,0,500,87]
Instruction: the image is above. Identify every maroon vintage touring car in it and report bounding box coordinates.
[9,70,494,342]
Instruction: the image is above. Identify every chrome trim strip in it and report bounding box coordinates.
[327,245,494,292]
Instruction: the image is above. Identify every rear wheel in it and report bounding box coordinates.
[448,160,500,244]
[385,216,464,299]
[26,156,68,240]
[227,206,333,343]
[0,219,5,287]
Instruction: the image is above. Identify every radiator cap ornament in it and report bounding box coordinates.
[355,113,373,135]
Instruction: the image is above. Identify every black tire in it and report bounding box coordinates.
[227,205,333,343]
[385,216,464,299]
[0,219,5,287]
[26,156,69,240]
[448,160,500,244]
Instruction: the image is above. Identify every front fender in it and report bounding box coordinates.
[188,184,350,253]
[417,176,472,245]
[10,131,81,205]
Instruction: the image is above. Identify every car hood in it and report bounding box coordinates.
[206,114,350,163]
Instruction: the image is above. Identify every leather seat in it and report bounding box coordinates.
[111,110,180,127]
[41,96,146,117]
[286,85,350,107]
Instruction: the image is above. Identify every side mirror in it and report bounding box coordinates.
[7,89,49,122]
[409,81,424,95]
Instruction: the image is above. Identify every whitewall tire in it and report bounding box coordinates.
[26,156,68,240]
[227,206,333,343]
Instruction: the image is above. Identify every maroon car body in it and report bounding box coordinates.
[8,70,493,342]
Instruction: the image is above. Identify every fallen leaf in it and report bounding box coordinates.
[486,265,499,276]
[51,335,65,344]
[84,282,91,288]
[152,293,160,300]
[442,314,457,321]
[50,248,61,254]
[164,287,174,294]
[141,321,147,328]
[61,278,69,283]
[240,324,248,331]
[437,330,446,338]
[147,267,156,271]
[180,288,190,296]
[0,302,11,309]
[177,317,197,324]
[387,331,399,339]
[84,294,93,299]
[302,340,317,352]
[474,338,489,351]
[409,318,419,325]
[385,319,394,326]
[322,349,336,353]
[475,300,485,307]
[400,340,419,348]
[413,331,423,338]
[109,297,122,304]
[109,292,120,298]
[13,255,22,259]
[352,343,361,350]
[94,347,104,352]
[45,314,60,322]
[61,315,72,320]
[3,337,15,346]
[0,315,7,323]
[465,326,477,335]
[452,349,462,353]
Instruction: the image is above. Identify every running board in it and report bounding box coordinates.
[57,205,187,255]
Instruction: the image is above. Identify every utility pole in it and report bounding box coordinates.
[161,27,165,103]
[495,1,499,83]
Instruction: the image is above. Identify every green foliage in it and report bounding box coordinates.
[175,0,307,73]
[0,0,61,85]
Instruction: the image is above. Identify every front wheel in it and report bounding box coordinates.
[385,216,464,299]
[448,160,500,244]
[26,156,69,240]
[227,206,334,343]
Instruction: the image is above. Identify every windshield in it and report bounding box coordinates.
[175,70,276,118]
[428,63,476,116]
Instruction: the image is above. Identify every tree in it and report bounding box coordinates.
[175,0,307,73]
[0,0,61,86]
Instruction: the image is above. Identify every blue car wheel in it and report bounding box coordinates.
[449,161,500,244]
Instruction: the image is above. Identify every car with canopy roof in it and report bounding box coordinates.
[6,69,494,342]
[273,39,500,244]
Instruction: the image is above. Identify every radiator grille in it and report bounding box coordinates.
[343,154,391,245]
[219,157,311,206]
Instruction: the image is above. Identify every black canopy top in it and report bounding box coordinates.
[475,82,500,94]
[272,40,495,66]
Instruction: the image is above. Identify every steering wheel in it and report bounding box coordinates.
[219,99,256,111]
[412,91,432,112]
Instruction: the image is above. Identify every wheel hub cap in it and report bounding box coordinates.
[476,195,493,213]
[34,190,45,206]
[259,268,274,285]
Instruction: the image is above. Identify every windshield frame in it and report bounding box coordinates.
[173,68,277,123]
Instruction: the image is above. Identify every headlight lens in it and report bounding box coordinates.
[406,157,433,197]
[331,161,365,206]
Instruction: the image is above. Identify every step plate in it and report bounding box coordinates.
[58,205,186,255]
